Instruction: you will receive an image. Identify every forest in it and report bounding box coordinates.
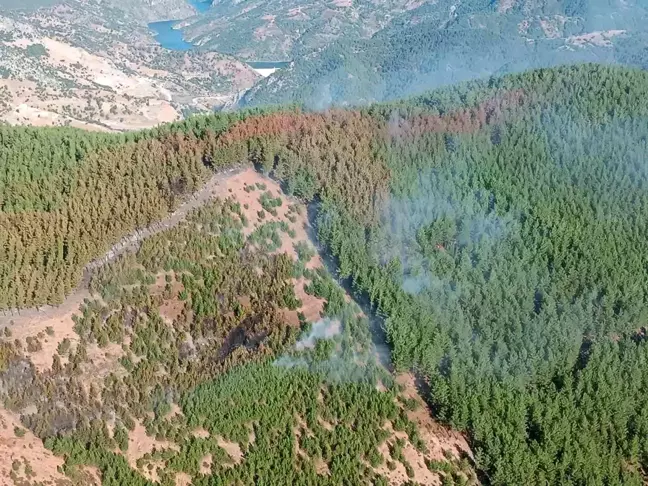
[2,181,466,484]
[1,63,648,484]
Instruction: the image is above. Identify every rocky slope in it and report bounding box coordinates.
[0,0,258,130]
[179,0,434,61]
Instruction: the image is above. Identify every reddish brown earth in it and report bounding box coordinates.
[0,408,72,485]
[372,373,473,485]
[211,168,326,325]
[0,167,474,485]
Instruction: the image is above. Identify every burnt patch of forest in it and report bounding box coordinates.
[0,171,474,484]
[0,82,526,313]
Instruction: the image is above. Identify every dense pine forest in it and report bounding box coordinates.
[2,63,648,484]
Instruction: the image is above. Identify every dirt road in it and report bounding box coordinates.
[0,165,245,323]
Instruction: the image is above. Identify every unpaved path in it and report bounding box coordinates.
[85,165,245,272]
[1,165,245,325]
[0,166,475,485]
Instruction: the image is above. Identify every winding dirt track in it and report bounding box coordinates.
[0,165,475,485]
[0,165,244,322]
[85,166,244,273]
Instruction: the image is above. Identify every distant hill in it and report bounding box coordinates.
[0,0,62,9]
[0,0,258,130]
[179,0,430,61]
[239,0,648,108]
[0,0,195,21]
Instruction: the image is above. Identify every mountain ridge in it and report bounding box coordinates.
[1,63,648,484]
[238,0,648,108]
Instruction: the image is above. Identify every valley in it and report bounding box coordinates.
[0,0,259,130]
[4,0,648,129]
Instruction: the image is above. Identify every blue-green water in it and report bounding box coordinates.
[149,20,193,51]
[148,0,211,51]
[247,61,291,69]
[148,0,291,70]
[189,0,211,13]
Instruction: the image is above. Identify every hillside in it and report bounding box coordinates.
[0,0,258,130]
[179,0,427,61]
[0,164,473,485]
[0,0,195,18]
[240,0,648,108]
[4,0,648,128]
[2,63,648,484]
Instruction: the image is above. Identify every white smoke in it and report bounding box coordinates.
[273,356,308,369]
[273,318,341,369]
[294,318,342,350]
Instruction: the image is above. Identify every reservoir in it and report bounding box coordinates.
[189,0,212,13]
[149,20,193,51]
[148,0,211,51]
[246,61,291,70]
[148,1,290,76]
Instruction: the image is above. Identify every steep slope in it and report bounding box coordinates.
[179,0,431,61]
[0,0,196,22]
[0,165,474,485]
[2,63,648,484]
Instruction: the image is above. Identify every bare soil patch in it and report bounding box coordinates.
[0,11,258,131]
[200,453,213,475]
[397,373,472,460]
[152,273,187,324]
[539,16,567,39]
[79,465,102,485]
[216,436,244,464]
[0,288,90,372]
[497,0,515,12]
[0,407,70,485]
[368,373,474,485]
[371,373,473,485]
[209,168,326,324]
[375,420,441,485]
[175,471,193,486]
[127,419,179,470]
[192,427,210,439]
[0,168,474,484]
[567,29,625,47]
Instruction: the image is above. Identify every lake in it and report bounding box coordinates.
[189,0,212,14]
[149,20,193,51]
[246,61,291,69]
[148,0,211,51]
[148,1,292,72]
